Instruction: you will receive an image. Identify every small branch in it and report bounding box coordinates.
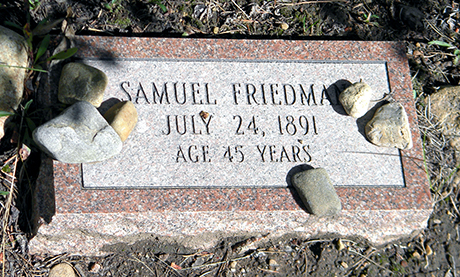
[279,0,349,6]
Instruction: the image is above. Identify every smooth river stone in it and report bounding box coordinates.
[58,63,108,107]
[292,168,342,217]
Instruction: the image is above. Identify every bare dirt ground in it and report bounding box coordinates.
[0,0,460,276]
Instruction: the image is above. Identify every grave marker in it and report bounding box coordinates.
[31,37,432,255]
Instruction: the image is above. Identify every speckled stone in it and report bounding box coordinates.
[339,82,373,118]
[103,101,138,142]
[32,101,122,163]
[429,86,460,150]
[365,102,413,150]
[0,25,28,112]
[292,168,342,217]
[30,37,432,256]
[58,63,108,107]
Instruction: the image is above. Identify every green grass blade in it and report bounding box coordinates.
[0,63,47,72]
[35,34,50,62]
[428,40,453,48]
[46,47,78,61]
[0,111,14,117]
[23,99,33,112]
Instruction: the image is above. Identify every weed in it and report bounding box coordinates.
[149,0,167,13]
[428,40,460,65]
[360,12,379,26]
[3,19,77,72]
[28,0,41,11]
[104,0,120,13]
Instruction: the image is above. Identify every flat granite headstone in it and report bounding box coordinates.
[30,37,432,255]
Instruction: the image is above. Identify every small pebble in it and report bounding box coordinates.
[213,26,219,34]
[400,260,408,267]
[49,263,76,277]
[229,261,237,272]
[341,261,348,269]
[336,239,345,251]
[280,23,289,30]
[89,262,102,273]
[268,259,279,268]
[425,244,433,256]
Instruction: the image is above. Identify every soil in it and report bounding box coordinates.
[0,0,460,276]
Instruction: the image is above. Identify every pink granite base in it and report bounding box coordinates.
[29,37,432,255]
[30,210,431,256]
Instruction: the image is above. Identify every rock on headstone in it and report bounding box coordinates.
[0,25,29,112]
[103,101,138,142]
[58,63,108,107]
[338,82,373,118]
[430,86,460,150]
[365,102,412,150]
[32,101,122,163]
[291,168,342,217]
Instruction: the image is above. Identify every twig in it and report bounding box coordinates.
[230,0,249,19]
[279,0,348,6]
[129,256,156,276]
[153,256,183,277]
[257,266,279,273]
[348,249,392,273]
[425,19,455,43]
[1,155,17,277]
[179,254,252,271]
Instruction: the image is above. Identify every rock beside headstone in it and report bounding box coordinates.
[58,63,108,107]
[0,116,9,140]
[0,25,29,112]
[365,102,412,150]
[103,101,138,142]
[291,168,342,217]
[32,101,122,163]
[49,263,76,277]
[430,86,460,150]
[338,82,373,118]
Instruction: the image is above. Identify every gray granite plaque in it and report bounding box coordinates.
[81,59,403,188]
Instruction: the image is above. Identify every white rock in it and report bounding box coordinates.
[33,101,122,163]
[338,82,373,118]
[365,102,412,149]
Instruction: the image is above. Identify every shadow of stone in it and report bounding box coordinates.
[98,97,121,115]
[28,35,120,236]
[325,79,352,115]
[356,100,389,141]
[286,164,314,214]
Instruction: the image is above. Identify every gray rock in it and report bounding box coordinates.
[0,26,29,112]
[33,101,122,163]
[429,86,460,150]
[338,82,373,118]
[58,63,108,107]
[365,102,412,150]
[291,168,342,217]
